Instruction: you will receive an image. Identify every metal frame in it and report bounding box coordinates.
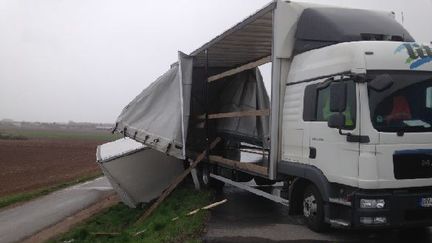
[190,2,276,58]
[269,5,278,180]
[189,1,278,180]
[210,173,289,206]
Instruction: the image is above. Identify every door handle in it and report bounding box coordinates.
[309,147,316,159]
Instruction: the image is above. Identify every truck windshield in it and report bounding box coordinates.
[368,71,432,133]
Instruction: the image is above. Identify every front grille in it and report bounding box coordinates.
[393,150,432,179]
[405,209,432,221]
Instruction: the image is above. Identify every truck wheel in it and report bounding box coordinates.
[303,184,328,232]
[198,166,224,191]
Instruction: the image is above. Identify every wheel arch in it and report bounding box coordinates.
[279,161,332,215]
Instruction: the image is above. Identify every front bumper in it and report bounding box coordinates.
[350,188,432,228]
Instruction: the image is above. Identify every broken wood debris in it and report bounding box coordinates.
[171,199,228,221]
[134,137,221,225]
[133,229,147,237]
[90,232,120,236]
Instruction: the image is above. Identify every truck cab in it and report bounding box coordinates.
[280,41,432,229]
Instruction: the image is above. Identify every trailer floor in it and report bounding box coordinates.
[204,185,432,243]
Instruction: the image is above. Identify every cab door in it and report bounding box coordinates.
[307,78,360,188]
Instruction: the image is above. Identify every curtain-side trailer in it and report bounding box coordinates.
[107,0,432,231]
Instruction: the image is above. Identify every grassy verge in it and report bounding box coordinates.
[50,187,212,243]
[0,173,102,209]
[0,131,28,140]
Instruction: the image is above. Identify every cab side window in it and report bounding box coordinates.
[316,87,331,121]
[303,79,356,130]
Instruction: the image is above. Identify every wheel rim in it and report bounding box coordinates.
[303,194,318,218]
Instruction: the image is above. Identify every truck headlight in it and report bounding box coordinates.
[360,199,385,209]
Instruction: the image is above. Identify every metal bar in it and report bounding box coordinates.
[196,109,270,120]
[208,56,271,82]
[209,155,268,176]
[269,58,280,180]
[194,48,270,56]
[195,58,269,67]
[195,52,270,60]
[210,174,289,206]
[196,39,272,48]
[268,5,278,180]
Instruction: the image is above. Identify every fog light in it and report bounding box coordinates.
[360,216,387,225]
[360,199,385,209]
[376,200,385,208]
[360,217,373,224]
[374,217,387,224]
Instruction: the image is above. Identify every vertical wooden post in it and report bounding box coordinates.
[204,49,211,162]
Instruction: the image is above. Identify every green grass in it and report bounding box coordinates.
[0,129,120,141]
[50,187,213,243]
[0,173,101,209]
[0,131,28,140]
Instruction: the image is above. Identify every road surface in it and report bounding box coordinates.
[204,185,432,243]
[0,177,113,243]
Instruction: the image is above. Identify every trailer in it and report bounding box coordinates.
[103,0,432,231]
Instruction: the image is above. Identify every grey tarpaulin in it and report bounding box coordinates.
[114,52,193,159]
[213,68,270,147]
[114,52,270,159]
[186,67,270,151]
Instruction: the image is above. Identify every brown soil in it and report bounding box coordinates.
[0,139,105,197]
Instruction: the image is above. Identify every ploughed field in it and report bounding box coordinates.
[0,128,118,197]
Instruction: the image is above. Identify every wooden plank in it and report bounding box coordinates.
[186,199,228,216]
[171,199,228,222]
[134,137,221,225]
[209,155,268,176]
[90,232,120,236]
[197,109,270,120]
[207,56,271,82]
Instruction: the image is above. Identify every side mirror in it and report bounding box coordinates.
[330,82,347,112]
[368,74,394,92]
[328,113,346,129]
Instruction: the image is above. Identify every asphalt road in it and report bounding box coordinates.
[0,177,113,243]
[204,185,432,243]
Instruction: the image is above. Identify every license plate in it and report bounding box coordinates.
[420,197,432,207]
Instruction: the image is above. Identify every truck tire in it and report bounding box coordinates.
[197,165,224,191]
[303,184,328,232]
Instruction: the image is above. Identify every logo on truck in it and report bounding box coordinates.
[421,159,432,167]
[394,43,432,69]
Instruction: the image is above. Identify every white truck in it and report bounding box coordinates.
[104,0,432,232]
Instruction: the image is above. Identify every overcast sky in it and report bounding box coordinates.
[0,0,431,123]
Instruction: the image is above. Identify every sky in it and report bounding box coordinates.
[0,0,431,123]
